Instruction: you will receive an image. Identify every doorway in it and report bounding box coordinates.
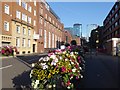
[33,44,35,53]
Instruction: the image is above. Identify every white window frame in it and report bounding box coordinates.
[16,0,21,6]
[39,29,42,36]
[22,2,27,10]
[16,10,21,19]
[22,38,26,47]
[49,32,51,48]
[28,29,31,35]
[34,0,36,6]
[16,25,20,33]
[28,16,31,24]
[52,33,54,48]
[34,10,36,16]
[44,30,47,48]
[4,4,9,15]
[28,5,32,12]
[22,13,27,22]
[23,27,26,35]
[16,37,20,47]
[34,20,36,26]
[28,39,30,47]
[4,21,9,31]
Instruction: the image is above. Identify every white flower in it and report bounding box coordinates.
[60,56,62,60]
[35,80,39,84]
[79,67,82,70]
[39,57,43,61]
[50,54,56,59]
[48,85,52,88]
[65,58,68,61]
[75,52,78,54]
[43,65,48,70]
[67,86,71,89]
[41,63,46,66]
[53,84,56,87]
[71,61,74,65]
[70,52,74,55]
[32,63,35,67]
[63,51,66,54]
[51,61,57,66]
[81,75,83,78]
[72,68,76,72]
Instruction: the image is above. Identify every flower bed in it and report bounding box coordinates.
[30,46,85,89]
[0,46,18,56]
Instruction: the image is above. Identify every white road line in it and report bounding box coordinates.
[0,65,13,70]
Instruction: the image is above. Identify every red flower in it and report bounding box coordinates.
[66,80,71,86]
[61,66,66,72]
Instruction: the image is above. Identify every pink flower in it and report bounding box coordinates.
[78,56,81,60]
[76,76,79,80]
[61,66,66,72]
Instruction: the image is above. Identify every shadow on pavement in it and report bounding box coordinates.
[12,70,32,89]
[16,54,47,64]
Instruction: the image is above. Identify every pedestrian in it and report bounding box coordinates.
[60,41,65,49]
[65,43,70,48]
[70,40,77,46]
[116,46,119,56]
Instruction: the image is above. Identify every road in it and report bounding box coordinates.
[82,53,120,88]
[1,53,120,89]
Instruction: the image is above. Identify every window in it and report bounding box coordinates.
[112,9,114,14]
[48,32,51,48]
[49,17,51,22]
[40,8,43,14]
[28,5,32,12]
[52,33,54,48]
[34,20,36,26]
[16,25,20,33]
[112,17,114,21]
[39,17,43,24]
[115,4,118,9]
[115,22,118,27]
[44,30,47,48]
[34,0,36,6]
[53,20,54,24]
[44,20,46,27]
[16,0,21,6]
[115,13,118,18]
[16,37,20,47]
[22,38,26,47]
[39,29,42,36]
[16,11,21,19]
[22,2,27,10]
[22,13,27,22]
[28,16,31,24]
[4,21,9,31]
[45,14,47,19]
[23,27,26,35]
[28,39,30,47]
[4,4,9,15]
[55,35,57,48]
[28,29,31,35]
[34,10,36,16]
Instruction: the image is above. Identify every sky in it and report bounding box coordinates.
[48,2,115,37]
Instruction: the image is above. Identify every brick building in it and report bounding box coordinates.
[62,30,72,44]
[0,0,64,55]
[103,2,120,55]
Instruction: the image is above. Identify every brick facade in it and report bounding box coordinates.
[0,0,64,54]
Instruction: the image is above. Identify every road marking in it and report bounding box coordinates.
[0,65,13,70]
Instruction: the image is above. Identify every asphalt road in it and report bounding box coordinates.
[82,53,120,88]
